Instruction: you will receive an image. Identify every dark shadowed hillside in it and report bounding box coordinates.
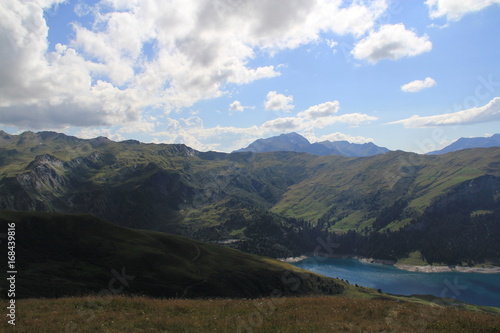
[0,210,345,299]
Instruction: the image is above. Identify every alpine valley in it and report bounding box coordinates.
[1,130,499,266]
[2,130,500,332]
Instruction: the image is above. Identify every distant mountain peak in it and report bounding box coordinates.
[428,134,500,155]
[233,132,310,154]
[233,132,389,157]
[277,132,311,145]
[280,132,309,140]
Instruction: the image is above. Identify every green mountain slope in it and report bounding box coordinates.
[0,210,345,299]
[0,130,499,264]
[0,131,313,230]
[272,148,500,228]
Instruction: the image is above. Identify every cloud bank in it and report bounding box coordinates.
[153,99,377,151]
[391,97,500,128]
[426,0,500,21]
[0,0,389,130]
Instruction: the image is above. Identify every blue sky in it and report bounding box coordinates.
[0,0,499,152]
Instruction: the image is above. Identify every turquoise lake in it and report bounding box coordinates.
[293,257,500,308]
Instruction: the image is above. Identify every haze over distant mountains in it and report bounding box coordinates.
[428,134,500,155]
[233,132,390,157]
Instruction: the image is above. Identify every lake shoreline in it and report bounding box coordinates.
[279,255,500,274]
[394,264,500,274]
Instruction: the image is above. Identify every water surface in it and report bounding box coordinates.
[293,257,500,308]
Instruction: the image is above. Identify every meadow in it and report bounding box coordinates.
[1,295,499,332]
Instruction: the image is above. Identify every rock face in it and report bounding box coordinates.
[1,153,195,231]
[233,132,390,157]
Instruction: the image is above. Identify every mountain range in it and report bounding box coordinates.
[233,132,390,157]
[0,130,499,265]
[234,132,500,156]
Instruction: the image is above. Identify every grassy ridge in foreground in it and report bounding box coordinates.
[1,296,499,332]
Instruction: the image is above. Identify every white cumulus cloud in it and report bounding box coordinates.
[426,0,500,21]
[229,101,244,113]
[264,91,294,112]
[261,117,301,132]
[0,0,148,128]
[352,24,432,64]
[401,77,437,93]
[297,101,340,118]
[229,100,253,113]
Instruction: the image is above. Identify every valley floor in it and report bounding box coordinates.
[1,295,499,332]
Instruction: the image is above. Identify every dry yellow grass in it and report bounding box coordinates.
[1,296,499,332]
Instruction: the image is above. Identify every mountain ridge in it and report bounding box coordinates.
[428,134,500,154]
[233,132,390,157]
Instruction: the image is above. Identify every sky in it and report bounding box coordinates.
[0,0,499,153]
